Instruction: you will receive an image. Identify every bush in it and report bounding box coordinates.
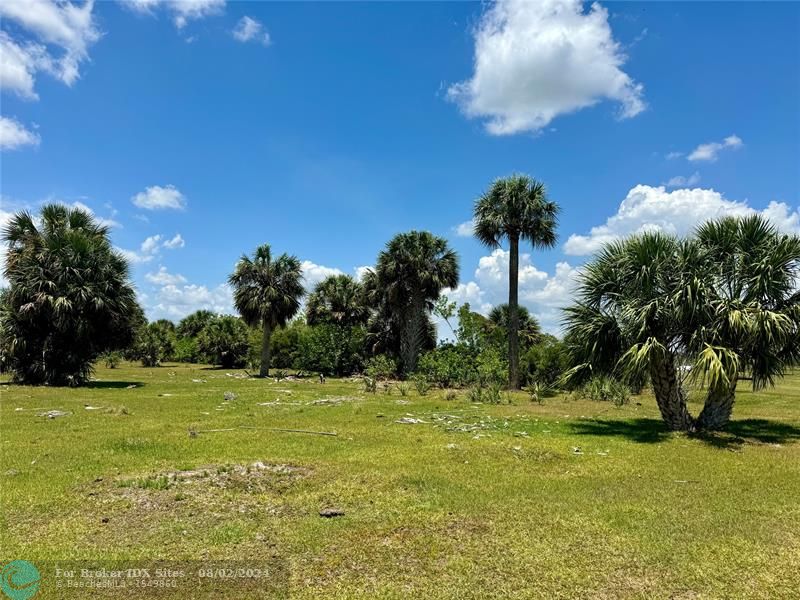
[523,335,569,388]
[173,337,200,363]
[579,376,631,406]
[296,324,366,376]
[476,347,507,386]
[197,316,249,368]
[413,374,431,396]
[269,321,306,369]
[415,344,476,388]
[365,355,397,380]
[136,322,176,367]
[102,351,122,369]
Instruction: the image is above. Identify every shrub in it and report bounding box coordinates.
[296,324,367,376]
[173,337,200,363]
[102,351,122,369]
[413,374,431,396]
[415,344,476,388]
[476,347,507,386]
[523,335,569,388]
[197,316,249,368]
[365,355,397,380]
[136,322,176,367]
[579,376,631,406]
[363,376,377,393]
[397,382,410,396]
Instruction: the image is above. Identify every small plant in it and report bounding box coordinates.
[484,382,503,404]
[527,381,544,404]
[413,374,431,396]
[102,351,122,369]
[383,383,393,395]
[363,376,377,393]
[467,385,483,403]
[580,376,631,406]
[445,389,457,401]
[397,382,410,397]
[274,369,289,381]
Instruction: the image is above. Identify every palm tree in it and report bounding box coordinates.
[1,204,140,385]
[488,304,542,349]
[474,174,559,388]
[306,274,369,328]
[372,231,459,375]
[563,232,696,430]
[229,244,304,377]
[689,215,800,429]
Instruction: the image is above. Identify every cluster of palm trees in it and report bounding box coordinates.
[564,215,800,431]
[228,174,560,385]
[3,178,798,435]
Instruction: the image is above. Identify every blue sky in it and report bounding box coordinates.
[1,0,799,334]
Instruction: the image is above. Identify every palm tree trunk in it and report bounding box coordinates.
[400,296,425,376]
[260,321,272,378]
[649,352,695,431]
[697,381,737,430]
[508,233,520,389]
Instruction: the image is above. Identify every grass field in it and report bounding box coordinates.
[2,364,799,599]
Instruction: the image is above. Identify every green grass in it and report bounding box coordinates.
[2,363,799,598]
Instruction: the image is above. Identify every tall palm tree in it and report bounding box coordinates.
[474,174,559,388]
[1,204,140,385]
[306,274,369,328]
[689,215,800,429]
[229,244,304,377]
[372,231,459,375]
[563,232,696,430]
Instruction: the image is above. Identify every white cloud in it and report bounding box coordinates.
[123,0,225,29]
[453,219,474,237]
[0,116,40,150]
[162,233,185,249]
[301,260,343,291]
[148,282,233,320]
[131,184,186,210]
[665,151,683,160]
[116,232,184,264]
[0,1,100,98]
[448,0,645,135]
[664,171,700,188]
[140,234,162,255]
[687,134,743,162]
[564,184,800,256]
[353,266,372,282]
[145,266,187,285]
[441,251,580,335]
[232,16,271,45]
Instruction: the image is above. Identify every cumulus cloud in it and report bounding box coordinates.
[145,266,186,285]
[301,260,343,292]
[453,220,474,237]
[564,184,800,256]
[353,266,372,282]
[0,116,40,150]
[148,282,233,320]
[123,0,225,29]
[440,250,580,335]
[0,1,100,99]
[232,16,271,45]
[448,0,645,135]
[131,185,186,210]
[116,232,184,264]
[162,233,185,249]
[664,172,700,188]
[687,134,743,162]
